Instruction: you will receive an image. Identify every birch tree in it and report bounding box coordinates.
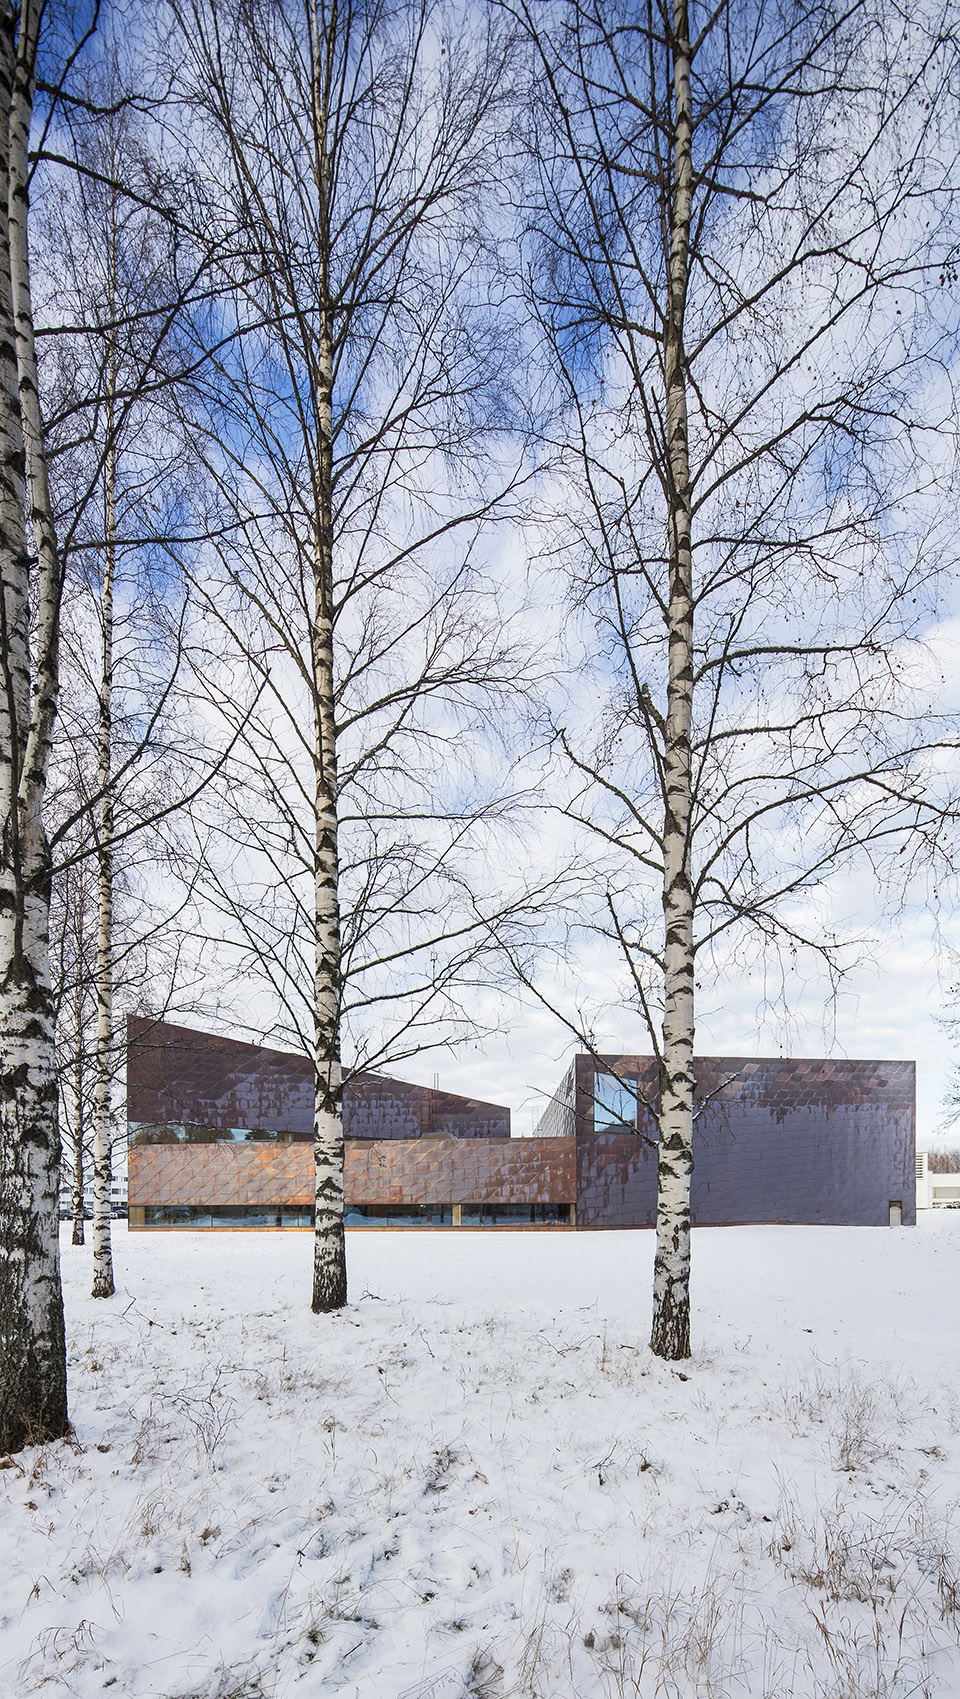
[37,45,225,1302]
[89,409,116,1295]
[0,0,69,1450]
[49,841,99,1245]
[512,0,959,1358]
[165,0,526,1314]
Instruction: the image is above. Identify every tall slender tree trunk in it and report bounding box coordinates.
[311,440,346,1312]
[0,0,68,1451]
[70,1129,85,1241]
[70,1014,85,1245]
[651,0,695,1362]
[91,423,116,1300]
[310,0,346,1313]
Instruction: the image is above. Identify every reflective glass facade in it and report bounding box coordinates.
[593,1073,640,1133]
[143,1204,314,1227]
[459,1203,572,1226]
[345,1205,454,1227]
[129,1122,299,1146]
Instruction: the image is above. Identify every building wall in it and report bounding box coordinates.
[916,1151,960,1210]
[533,1063,577,1140]
[130,1142,314,1208]
[345,1074,510,1141]
[128,1016,314,1134]
[127,1017,510,1141]
[127,1024,915,1230]
[573,1056,916,1227]
[346,1137,574,1204]
[128,1137,576,1213]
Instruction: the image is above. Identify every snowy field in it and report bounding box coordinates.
[4,1221,960,1698]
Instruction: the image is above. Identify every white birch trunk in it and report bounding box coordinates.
[651,0,696,1362]
[310,2,347,1313]
[311,384,346,1313]
[0,0,68,1450]
[70,1038,85,1246]
[90,428,116,1300]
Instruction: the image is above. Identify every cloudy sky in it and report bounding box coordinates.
[394,894,957,1147]
[395,622,960,1149]
[179,587,960,1150]
[122,0,960,1158]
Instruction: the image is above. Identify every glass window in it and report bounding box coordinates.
[593,1073,638,1132]
[142,1204,314,1227]
[344,1204,453,1227]
[138,1202,574,1229]
[459,1203,572,1225]
[128,1121,309,1146]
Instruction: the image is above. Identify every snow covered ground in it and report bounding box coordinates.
[4,1218,960,1698]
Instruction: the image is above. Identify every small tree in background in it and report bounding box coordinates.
[37,37,228,1300]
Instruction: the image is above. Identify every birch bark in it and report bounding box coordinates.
[650,0,696,1362]
[70,1006,85,1245]
[0,0,68,1450]
[90,418,116,1300]
[310,1,346,1313]
[70,1131,84,1241]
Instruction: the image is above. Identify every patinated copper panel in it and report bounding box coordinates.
[129,1137,576,1209]
[346,1137,576,1204]
[127,1016,510,1140]
[343,1075,510,1139]
[129,1143,315,1207]
[572,1056,916,1228]
[127,1017,314,1135]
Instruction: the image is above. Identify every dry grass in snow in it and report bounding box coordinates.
[3,1218,960,1696]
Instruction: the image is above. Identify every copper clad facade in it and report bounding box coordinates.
[344,1076,510,1141]
[127,1023,916,1228]
[127,1016,510,1141]
[127,1016,314,1135]
[130,1142,316,1208]
[570,1055,916,1228]
[347,1137,575,1205]
[129,1137,576,1210]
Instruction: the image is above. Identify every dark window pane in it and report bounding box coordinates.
[345,1204,453,1226]
[142,1204,315,1227]
[458,1203,572,1225]
[140,1201,572,1228]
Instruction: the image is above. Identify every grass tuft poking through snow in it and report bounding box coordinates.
[3,1219,960,1695]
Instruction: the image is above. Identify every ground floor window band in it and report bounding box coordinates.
[458,1203,572,1226]
[135,1202,574,1228]
[140,1205,314,1228]
[347,1203,573,1226]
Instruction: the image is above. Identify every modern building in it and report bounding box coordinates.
[126,1019,916,1229]
[127,1017,574,1229]
[537,1053,915,1228]
[59,1169,128,1221]
[916,1150,960,1210]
